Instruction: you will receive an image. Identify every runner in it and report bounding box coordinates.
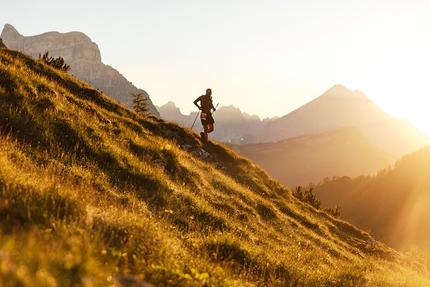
[193,88,216,143]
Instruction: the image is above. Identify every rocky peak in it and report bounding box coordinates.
[1,24,101,61]
[319,84,370,103]
[1,24,20,40]
[1,24,158,116]
[160,101,180,111]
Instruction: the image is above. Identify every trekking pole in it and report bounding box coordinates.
[212,103,219,114]
[190,110,200,130]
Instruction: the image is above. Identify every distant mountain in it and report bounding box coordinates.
[259,84,429,157]
[0,23,159,116]
[157,101,191,125]
[313,145,430,252]
[159,85,428,157]
[230,126,396,187]
[157,102,278,144]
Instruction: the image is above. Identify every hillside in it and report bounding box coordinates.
[259,84,430,157]
[1,46,430,286]
[313,145,430,253]
[1,23,159,116]
[231,127,397,187]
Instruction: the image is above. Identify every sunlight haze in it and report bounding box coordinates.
[3,0,430,135]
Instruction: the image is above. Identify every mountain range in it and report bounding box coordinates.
[0,24,159,116]
[160,85,430,187]
[157,102,277,144]
[259,84,429,157]
[160,84,429,158]
[3,23,427,164]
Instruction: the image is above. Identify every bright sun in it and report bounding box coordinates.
[350,27,430,137]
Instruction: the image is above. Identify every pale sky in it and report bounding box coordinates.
[3,0,430,136]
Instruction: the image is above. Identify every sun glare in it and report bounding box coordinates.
[350,27,430,137]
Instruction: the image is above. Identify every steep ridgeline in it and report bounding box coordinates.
[230,126,396,188]
[0,23,159,116]
[259,84,430,157]
[2,46,429,285]
[313,145,430,253]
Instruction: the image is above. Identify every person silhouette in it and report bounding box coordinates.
[193,88,216,143]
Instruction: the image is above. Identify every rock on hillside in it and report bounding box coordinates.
[1,23,159,116]
[231,126,396,187]
[259,84,429,157]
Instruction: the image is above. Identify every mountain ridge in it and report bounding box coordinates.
[158,84,429,157]
[259,84,429,156]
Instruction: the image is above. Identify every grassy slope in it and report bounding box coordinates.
[0,46,429,286]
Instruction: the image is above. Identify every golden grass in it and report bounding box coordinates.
[1,46,430,286]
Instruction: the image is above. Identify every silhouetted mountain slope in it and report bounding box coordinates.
[259,84,429,156]
[313,145,430,252]
[2,45,429,285]
[231,126,396,187]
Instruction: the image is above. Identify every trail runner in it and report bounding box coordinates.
[193,88,216,143]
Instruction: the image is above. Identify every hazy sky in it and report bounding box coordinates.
[3,1,430,136]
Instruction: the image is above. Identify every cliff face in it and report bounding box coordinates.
[1,24,159,116]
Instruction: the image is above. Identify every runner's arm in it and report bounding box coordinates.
[193,97,201,110]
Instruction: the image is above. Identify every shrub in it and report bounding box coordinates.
[322,205,341,218]
[292,186,321,209]
[293,186,341,218]
[40,51,71,72]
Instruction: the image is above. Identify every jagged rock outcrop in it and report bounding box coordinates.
[1,24,159,116]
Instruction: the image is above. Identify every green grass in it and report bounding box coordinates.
[1,45,430,286]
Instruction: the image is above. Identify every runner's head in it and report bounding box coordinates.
[205,88,212,96]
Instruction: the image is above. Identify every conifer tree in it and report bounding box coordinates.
[131,92,149,115]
